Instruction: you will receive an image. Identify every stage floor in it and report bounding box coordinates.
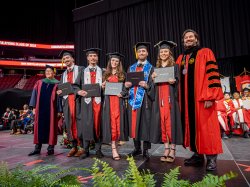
[0,130,249,186]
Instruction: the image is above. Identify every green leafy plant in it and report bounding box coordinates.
[191,171,238,187]
[91,157,237,187]
[0,157,238,187]
[162,167,190,187]
[0,161,90,187]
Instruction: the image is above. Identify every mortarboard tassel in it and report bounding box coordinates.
[134,46,138,60]
[61,57,64,69]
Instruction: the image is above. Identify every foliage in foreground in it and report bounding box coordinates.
[0,157,237,187]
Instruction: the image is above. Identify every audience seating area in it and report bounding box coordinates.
[22,75,45,90]
[0,75,23,90]
[0,74,61,91]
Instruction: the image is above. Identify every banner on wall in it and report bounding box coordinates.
[0,40,74,49]
[0,60,66,68]
[235,75,250,91]
[220,77,231,93]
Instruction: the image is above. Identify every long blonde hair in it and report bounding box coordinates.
[156,49,175,68]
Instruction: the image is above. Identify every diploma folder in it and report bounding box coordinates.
[126,71,144,86]
[58,82,74,96]
[243,99,250,110]
[82,83,101,97]
[154,67,175,83]
[104,82,123,96]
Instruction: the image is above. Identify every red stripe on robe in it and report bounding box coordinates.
[67,71,77,140]
[176,48,223,154]
[108,75,121,141]
[131,66,143,138]
[33,80,58,145]
[159,83,172,142]
[90,71,101,139]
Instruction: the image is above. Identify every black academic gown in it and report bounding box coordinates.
[101,84,129,144]
[75,67,103,142]
[59,66,84,141]
[127,67,155,142]
[150,64,183,145]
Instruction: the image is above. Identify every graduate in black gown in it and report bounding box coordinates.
[125,42,155,159]
[76,48,104,159]
[57,50,85,157]
[101,52,129,160]
[150,41,183,163]
[28,65,62,156]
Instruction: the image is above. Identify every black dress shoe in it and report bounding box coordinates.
[47,149,54,156]
[128,149,142,157]
[143,150,150,159]
[79,151,90,159]
[206,158,217,171]
[28,150,41,156]
[184,153,204,166]
[95,150,104,158]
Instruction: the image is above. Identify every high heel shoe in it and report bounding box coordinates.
[160,147,170,162]
[112,147,121,161]
[166,148,176,163]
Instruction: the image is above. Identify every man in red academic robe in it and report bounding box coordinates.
[28,65,62,156]
[176,29,224,171]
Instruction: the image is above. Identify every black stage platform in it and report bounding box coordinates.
[0,131,249,186]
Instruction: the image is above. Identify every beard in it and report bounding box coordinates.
[184,41,198,49]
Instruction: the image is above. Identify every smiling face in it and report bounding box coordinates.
[62,55,74,67]
[87,53,98,66]
[136,48,148,61]
[45,68,55,79]
[183,32,198,49]
[159,48,170,61]
[110,57,120,69]
[233,92,240,99]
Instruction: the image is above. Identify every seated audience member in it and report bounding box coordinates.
[1,107,12,129]
[232,91,250,138]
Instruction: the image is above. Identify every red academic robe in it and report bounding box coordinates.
[67,71,78,140]
[176,48,224,155]
[108,75,121,141]
[158,83,172,142]
[131,66,143,138]
[216,99,235,132]
[30,80,59,145]
[90,71,101,139]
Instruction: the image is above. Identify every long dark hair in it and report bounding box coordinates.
[156,48,175,68]
[103,58,125,82]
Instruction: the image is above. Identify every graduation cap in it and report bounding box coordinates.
[154,40,177,50]
[58,50,74,58]
[58,50,74,69]
[83,48,102,56]
[45,64,56,73]
[134,42,150,51]
[106,52,125,60]
[134,42,150,59]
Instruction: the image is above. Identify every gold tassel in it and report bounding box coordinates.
[134,46,138,59]
[61,58,64,69]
